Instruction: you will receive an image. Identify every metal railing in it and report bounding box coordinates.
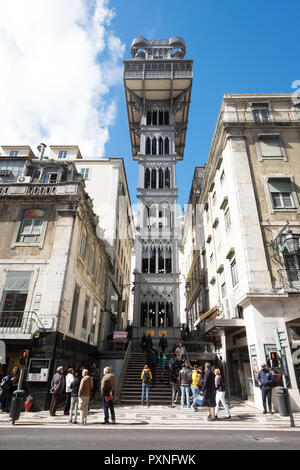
[278,269,300,289]
[0,311,45,334]
[221,110,300,125]
[115,339,132,404]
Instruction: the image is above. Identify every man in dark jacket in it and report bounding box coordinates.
[159,334,168,353]
[178,360,192,407]
[258,363,274,414]
[200,362,216,421]
[49,366,65,416]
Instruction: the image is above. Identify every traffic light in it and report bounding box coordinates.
[274,328,288,351]
[270,351,279,367]
[19,349,29,367]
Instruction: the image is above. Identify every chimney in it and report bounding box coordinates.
[37,143,47,160]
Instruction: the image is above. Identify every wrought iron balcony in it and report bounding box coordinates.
[221,110,300,126]
[0,311,45,335]
[278,269,300,290]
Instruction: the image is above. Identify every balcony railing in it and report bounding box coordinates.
[0,182,79,197]
[278,269,300,289]
[220,110,300,126]
[0,311,45,335]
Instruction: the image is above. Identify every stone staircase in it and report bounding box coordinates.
[120,352,172,405]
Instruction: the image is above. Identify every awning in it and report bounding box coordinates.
[194,307,219,327]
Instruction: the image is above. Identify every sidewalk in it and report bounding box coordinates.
[1,399,299,430]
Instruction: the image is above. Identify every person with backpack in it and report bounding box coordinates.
[214,369,231,419]
[178,360,192,407]
[5,367,20,412]
[141,364,152,407]
[0,374,11,413]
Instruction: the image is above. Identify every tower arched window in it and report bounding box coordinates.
[158,137,164,155]
[145,137,151,155]
[144,167,150,188]
[152,137,157,155]
[165,167,170,188]
[164,110,169,125]
[159,110,164,125]
[165,137,170,155]
[151,168,157,188]
[146,111,151,125]
[159,168,164,189]
[152,111,157,125]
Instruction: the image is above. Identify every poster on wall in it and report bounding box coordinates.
[249,345,259,387]
[27,358,51,382]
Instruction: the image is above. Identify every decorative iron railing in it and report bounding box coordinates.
[278,269,300,289]
[0,311,45,334]
[221,110,300,125]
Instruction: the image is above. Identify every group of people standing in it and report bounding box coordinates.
[170,359,231,421]
[140,335,231,420]
[49,363,116,425]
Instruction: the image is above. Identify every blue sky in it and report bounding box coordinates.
[104,0,300,205]
[0,0,299,207]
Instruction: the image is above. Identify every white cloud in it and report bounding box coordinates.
[0,0,124,157]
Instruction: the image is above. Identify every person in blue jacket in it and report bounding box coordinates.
[258,363,274,414]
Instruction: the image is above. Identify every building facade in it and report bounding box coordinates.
[124,37,193,349]
[186,94,300,410]
[0,146,112,408]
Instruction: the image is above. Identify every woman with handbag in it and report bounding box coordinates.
[214,369,231,419]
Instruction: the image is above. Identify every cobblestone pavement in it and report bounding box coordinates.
[1,399,299,430]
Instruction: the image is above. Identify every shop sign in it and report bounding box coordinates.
[113,331,128,342]
[27,358,51,382]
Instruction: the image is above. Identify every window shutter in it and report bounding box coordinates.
[268,179,292,193]
[259,135,281,157]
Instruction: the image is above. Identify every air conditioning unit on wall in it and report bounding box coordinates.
[17,176,31,183]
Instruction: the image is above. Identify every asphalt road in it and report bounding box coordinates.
[0,428,299,451]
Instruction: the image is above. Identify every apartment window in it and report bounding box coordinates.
[88,246,95,275]
[251,102,269,122]
[220,170,225,185]
[0,160,25,181]
[81,295,90,339]
[0,272,32,328]
[17,209,45,243]
[58,151,68,159]
[80,168,89,179]
[268,179,295,209]
[96,263,102,284]
[224,207,232,231]
[69,284,80,333]
[79,226,88,260]
[258,134,283,158]
[41,170,59,183]
[9,151,19,157]
[212,191,217,206]
[231,259,239,287]
[221,282,227,298]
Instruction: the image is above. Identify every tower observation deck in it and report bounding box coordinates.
[124,37,193,349]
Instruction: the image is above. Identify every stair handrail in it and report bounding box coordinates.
[115,339,132,404]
